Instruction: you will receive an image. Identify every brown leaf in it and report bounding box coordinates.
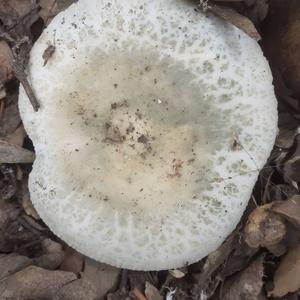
[0,0,40,39]
[0,102,21,137]
[245,0,269,24]
[39,0,78,25]
[38,0,59,23]
[0,165,17,200]
[130,287,148,300]
[208,4,261,40]
[129,271,156,293]
[194,233,238,286]
[272,195,300,229]
[262,0,300,99]
[5,125,27,146]
[169,268,187,279]
[0,200,20,252]
[222,255,265,300]
[83,258,121,299]
[145,282,163,300]
[59,247,84,274]
[244,204,286,249]
[268,243,300,297]
[0,266,77,300]
[21,178,39,220]
[0,140,35,163]
[0,253,32,280]
[0,40,13,84]
[33,239,65,270]
[53,275,98,300]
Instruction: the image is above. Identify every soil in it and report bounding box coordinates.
[0,0,300,299]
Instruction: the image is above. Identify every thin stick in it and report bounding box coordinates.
[13,56,40,111]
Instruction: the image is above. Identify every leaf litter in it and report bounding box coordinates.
[1,0,300,299]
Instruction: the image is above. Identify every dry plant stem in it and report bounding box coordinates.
[120,269,128,290]
[13,57,39,112]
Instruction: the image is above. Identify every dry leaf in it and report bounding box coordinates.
[145,282,163,300]
[282,135,300,183]
[0,103,21,136]
[194,233,237,286]
[0,0,40,39]
[244,204,286,250]
[39,0,78,25]
[0,266,77,299]
[33,239,65,270]
[129,271,157,293]
[5,125,27,146]
[169,268,187,279]
[59,247,84,274]
[83,258,121,299]
[0,253,32,280]
[130,287,148,300]
[222,255,265,300]
[272,195,300,229]
[21,178,39,219]
[53,275,98,300]
[0,165,17,200]
[0,140,35,163]
[245,0,269,24]
[208,4,261,40]
[0,40,13,84]
[268,243,300,297]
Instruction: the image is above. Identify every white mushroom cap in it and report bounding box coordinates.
[19,0,277,270]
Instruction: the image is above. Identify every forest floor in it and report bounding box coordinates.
[0,0,300,299]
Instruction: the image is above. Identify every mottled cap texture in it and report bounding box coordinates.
[19,0,277,270]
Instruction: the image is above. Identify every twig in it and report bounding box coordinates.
[12,57,40,111]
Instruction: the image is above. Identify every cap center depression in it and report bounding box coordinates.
[51,50,226,213]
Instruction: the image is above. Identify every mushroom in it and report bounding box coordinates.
[18,0,277,270]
